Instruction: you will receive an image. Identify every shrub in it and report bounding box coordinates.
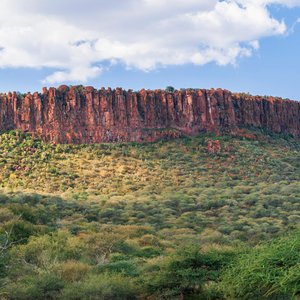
[145,246,235,298]
[55,260,91,282]
[220,232,300,299]
[98,260,139,277]
[165,86,175,93]
[4,274,64,300]
[60,274,138,300]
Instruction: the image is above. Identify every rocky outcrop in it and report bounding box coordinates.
[207,140,222,154]
[0,86,299,143]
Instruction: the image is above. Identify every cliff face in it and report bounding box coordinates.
[0,86,299,143]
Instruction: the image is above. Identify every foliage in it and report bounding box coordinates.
[145,246,236,298]
[220,232,300,299]
[60,274,137,300]
[165,86,175,93]
[0,130,299,299]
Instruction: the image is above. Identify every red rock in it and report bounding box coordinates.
[0,86,299,144]
[207,140,221,154]
[58,85,69,92]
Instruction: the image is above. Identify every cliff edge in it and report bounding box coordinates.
[0,86,299,143]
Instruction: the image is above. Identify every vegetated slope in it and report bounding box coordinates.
[0,130,299,299]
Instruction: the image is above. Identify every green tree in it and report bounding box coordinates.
[165,86,175,93]
[145,246,235,298]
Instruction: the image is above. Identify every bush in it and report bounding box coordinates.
[60,274,138,300]
[54,260,91,282]
[4,274,64,300]
[98,260,139,277]
[145,246,235,298]
[165,86,175,93]
[220,232,300,299]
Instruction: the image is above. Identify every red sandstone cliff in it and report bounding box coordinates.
[0,86,299,143]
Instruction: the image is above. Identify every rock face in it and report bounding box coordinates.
[0,86,299,144]
[207,140,222,154]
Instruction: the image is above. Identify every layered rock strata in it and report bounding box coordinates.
[0,86,299,143]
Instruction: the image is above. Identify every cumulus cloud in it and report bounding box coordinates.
[0,0,298,84]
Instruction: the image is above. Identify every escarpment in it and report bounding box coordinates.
[0,86,299,143]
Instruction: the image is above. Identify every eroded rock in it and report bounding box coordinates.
[0,86,299,144]
[207,140,222,154]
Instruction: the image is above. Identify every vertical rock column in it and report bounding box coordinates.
[0,87,299,143]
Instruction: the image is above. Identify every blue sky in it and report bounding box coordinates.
[0,1,299,100]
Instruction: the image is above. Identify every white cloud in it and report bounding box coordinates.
[43,66,103,85]
[0,0,298,84]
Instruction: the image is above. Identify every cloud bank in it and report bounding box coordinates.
[0,0,298,84]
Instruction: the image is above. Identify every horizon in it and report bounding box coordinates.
[0,85,299,102]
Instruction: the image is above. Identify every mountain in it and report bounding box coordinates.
[0,87,300,299]
[0,86,299,144]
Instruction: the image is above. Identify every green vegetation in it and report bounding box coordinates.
[0,130,299,299]
[165,86,175,93]
[220,233,300,299]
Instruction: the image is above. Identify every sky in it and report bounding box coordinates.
[0,0,299,100]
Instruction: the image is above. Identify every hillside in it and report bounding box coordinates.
[0,129,300,299]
